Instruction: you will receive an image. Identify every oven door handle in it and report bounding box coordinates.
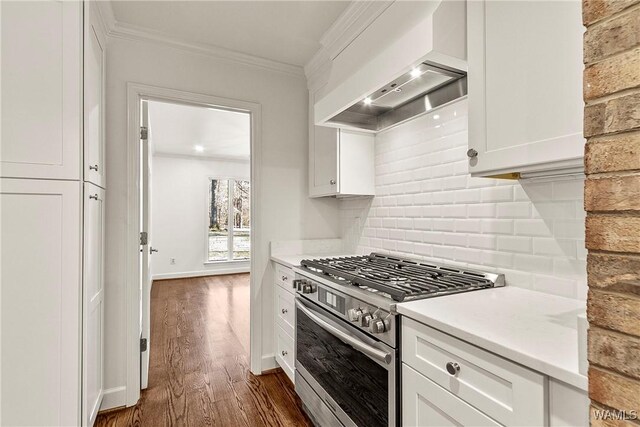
[295,299,392,365]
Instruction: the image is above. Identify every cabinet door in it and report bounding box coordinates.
[84,2,106,188]
[467,0,584,176]
[338,130,375,196]
[83,183,105,426]
[1,178,81,426]
[403,364,501,427]
[309,88,339,197]
[1,1,82,180]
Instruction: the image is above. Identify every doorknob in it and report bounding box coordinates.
[150,247,158,254]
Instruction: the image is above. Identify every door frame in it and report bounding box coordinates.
[125,83,263,406]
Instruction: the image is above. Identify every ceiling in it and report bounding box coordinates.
[110,1,351,67]
[148,100,250,160]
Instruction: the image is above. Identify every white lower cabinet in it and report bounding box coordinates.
[1,178,82,426]
[402,318,545,426]
[403,364,501,427]
[273,262,296,383]
[83,183,105,426]
[402,317,589,426]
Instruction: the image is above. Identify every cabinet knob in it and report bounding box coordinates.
[466,149,478,159]
[281,275,288,281]
[89,194,99,200]
[281,350,288,356]
[281,308,288,314]
[446,362,461,376]
[329,179,336,185]
[89,164,99,171]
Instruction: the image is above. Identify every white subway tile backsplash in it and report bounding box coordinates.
[339,100,586,300]
[497,236,532,253]
[467,203,497,218]
[496,202,531,218]
[481,219,514,235]
[481,186,514,202]
[514,219,553,237]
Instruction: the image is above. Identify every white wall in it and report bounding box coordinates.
[104,36,340,406]
[340,99,587,300]
[151,154,250,278]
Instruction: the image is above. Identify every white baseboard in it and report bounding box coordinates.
[100,386,127,411]
[153,266,250,281]
[261,354,278,372]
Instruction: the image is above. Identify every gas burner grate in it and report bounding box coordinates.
[300,253,504,302]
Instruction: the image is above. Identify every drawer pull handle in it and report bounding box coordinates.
[446,362,461,376]
[282,275,288,281]
[89,164,99,171]
[281,350,288,356]
[281,308,288,314]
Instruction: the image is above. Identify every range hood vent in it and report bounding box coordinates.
[326,63,467,133]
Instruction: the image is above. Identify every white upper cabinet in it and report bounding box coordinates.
[467,0,585,178]
[1,1,82,180]
[84,2,106,188]
[309,85,375,198]
[310,126,375,198]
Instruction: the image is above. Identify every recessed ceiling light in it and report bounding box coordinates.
[410,68,422,78]
[363,97,372,105]
[433,114,440,120]
[194,145,204,153]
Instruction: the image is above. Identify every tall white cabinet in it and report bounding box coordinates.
[1,1,106,425]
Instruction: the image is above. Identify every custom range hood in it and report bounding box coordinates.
[314,0,467,133]
[327,63,466,132]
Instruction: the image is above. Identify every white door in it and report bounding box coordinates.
[1,0,82,180]
[84,2,106,188]
[140,101,152,389]
[1,178,82,426]
[83,183,105,426]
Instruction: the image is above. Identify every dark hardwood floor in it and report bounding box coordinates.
[96,274,312,427]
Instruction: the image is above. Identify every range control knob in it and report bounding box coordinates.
[347,308,363,322]
[294,280,305,292]
[360,312,373,327]
[302,283,315,294]
[369,318,386,334]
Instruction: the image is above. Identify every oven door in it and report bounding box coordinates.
[295,296,397,427]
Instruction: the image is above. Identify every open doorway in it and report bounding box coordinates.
[126,84,262,406]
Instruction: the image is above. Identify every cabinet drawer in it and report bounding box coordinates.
[403,364,501,427]
[275,263,294,293]
[275,284,295,335]
[402,318,545,426]
[275,325,294,383]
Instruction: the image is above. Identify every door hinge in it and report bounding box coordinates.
[140,126,148,140]
[140,338,148,353]
[140,231,148,246]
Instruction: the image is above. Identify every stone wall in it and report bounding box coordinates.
[583,0,640,423]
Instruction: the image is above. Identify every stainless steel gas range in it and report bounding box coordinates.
[292,253,505,427]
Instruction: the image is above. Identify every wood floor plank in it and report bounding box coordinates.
[95,274,311,427]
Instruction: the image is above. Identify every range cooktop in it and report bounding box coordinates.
[300,253,505,302]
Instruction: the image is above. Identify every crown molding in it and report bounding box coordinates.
[95,1,117,35]
[97,1,304,78]
[304,0,393,87]
[320,1,393,61]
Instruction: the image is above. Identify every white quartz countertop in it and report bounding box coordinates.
[271,253,355,268]
[397,286,588,390]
